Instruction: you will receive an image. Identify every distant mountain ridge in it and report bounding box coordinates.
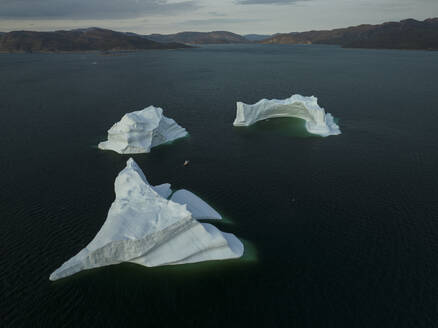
[1,18,437,52]
[261,18,438,50]
[145,31,249,44]
[243,34,272,41]
[0,28,190,53]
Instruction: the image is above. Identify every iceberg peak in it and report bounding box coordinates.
[98,106,188,154]
[49,158,243,281]
[233,94,341,137]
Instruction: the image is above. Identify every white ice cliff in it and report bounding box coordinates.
[49,159,243,281]
[233,94,341,137]
[98,106,188,154]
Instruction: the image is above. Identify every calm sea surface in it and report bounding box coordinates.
[1,44,438,327]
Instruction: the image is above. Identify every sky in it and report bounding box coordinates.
[0,0,437,34]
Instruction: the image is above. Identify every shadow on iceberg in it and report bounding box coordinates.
[49,158,244,281]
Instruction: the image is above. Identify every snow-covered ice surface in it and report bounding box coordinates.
[171,189,222,220]
[98,106,188,154]
[49,159,243,281]
[233,94,341,137]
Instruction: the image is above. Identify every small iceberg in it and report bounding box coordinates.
[98,106,188,154]
[233,94,341,137]
[49,158,243,281]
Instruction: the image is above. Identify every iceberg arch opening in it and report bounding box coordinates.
[246,116,314,138]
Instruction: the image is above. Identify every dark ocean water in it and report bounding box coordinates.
[1,44,438,327]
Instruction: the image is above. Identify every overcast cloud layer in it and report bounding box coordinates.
[0,0,198,19]
[236,0,305,4]
[0,0,437,34]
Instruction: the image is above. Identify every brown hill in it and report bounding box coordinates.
[0,28,190,53]
[261,18,438,50]
[145,31,249,44]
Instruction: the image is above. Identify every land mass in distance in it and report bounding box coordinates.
[1,18,437,53]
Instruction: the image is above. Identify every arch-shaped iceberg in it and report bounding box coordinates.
[98,106,188,154]
[233,94,341,137]
[49,159,243,281]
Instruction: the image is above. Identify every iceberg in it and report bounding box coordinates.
[233,94,341,137]
[98,106,188,154]
[49,158,243,281]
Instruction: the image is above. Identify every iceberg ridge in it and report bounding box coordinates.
[98,106,188,154]
[49,159,243,281]
[233,94,341,137]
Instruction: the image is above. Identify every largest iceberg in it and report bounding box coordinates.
[233,94,341,137]
[49,159,243,281]
[98,106,188,154]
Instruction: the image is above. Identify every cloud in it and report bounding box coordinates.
[208,11,227,17]
[235,0,305,4]
[0,0,199,19]
[1,0,437,34]
[179,17,256,26]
